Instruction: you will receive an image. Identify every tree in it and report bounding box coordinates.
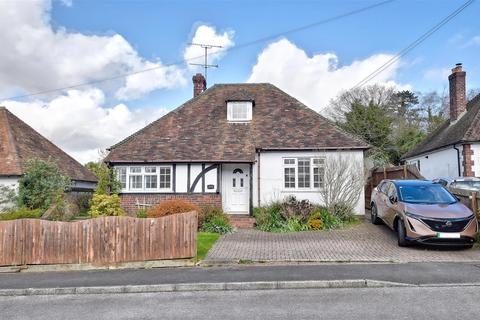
[18,159,70,210]
[320,154,365,219]
[85,161,121,195]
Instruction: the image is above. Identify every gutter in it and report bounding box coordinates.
[453,145,462,176]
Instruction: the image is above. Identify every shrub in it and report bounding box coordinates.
[332,203,355,220]
[0,208,42,220]
[200,206,232,234]
[136,208,148,218]
[280,196,313,222]
[147,199,200,218]
[89,194,125,217]
[200,206,223,228]
[284,218,309,232]
[85,161,122,195]
[253,202,285,232]
[310,207,342,230]
[201,215,233,234]
[308,218,324,230]
[18,159,70,210]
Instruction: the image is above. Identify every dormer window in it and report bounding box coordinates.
[227,101,252,122]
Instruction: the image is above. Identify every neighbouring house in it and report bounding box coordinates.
[105,74,369,216]
[404,64,480,179]
[0,107,98,192]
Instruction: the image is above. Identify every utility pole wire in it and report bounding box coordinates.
[0,0,394,101]
[352,0,475,89]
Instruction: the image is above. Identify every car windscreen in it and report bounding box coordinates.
[398,184,457,204]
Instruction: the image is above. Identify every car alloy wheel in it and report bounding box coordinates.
[397,219,409,247]
[371,204,381,225]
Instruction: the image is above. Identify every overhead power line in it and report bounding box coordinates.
[1,0,395,101]
[352,0,475,89]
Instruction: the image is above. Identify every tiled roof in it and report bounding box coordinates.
[106,83,369,163]
[0,107,97,182]
[403,94,480,159]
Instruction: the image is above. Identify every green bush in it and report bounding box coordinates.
[332,203,355,220]
[89,194,125,217]
[310,207,342,230]
[0,208,43,220]
[201,215,233,234]
[136,208,148,218]
[284,218,309,232]
[253,202,285,232]
[18,159,70,210]
[85,162,122,195]
[200,206,224,228]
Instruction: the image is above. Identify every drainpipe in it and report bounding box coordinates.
[257,150,261,207]
[453,145,461,177]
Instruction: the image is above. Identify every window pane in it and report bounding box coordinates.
[313,167,324,188]
[159,167,171,189]
[233,178,236,188]
[284,159,295,165]
[130,167,141,173]
[284,167,295,188]
[145,167,156,173]
[129,175,142,189]
[228,101,252,121]
[117,168,127,189]
[145,175,158,189]
[298,158,310,188]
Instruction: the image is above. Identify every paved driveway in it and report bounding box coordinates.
[205,219,480,263]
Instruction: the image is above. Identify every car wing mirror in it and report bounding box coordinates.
[389,196,397,204]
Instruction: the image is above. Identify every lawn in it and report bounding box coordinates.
[197,232,220,261]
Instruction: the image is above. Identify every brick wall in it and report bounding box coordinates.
[120,193,222,215]
[462,144,475,177]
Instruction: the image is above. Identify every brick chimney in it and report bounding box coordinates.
[192,73,206,97]
[448,63,467,122]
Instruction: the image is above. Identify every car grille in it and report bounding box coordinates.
[420,217,471,232]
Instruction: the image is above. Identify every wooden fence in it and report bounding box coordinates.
[449,188,480,218]
[0,211,197,267]
[365,164,424,208]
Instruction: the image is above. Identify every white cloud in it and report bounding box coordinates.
[423,67,450,82]
[464,35,480,48]
[0,0,184,100]
[183,25,234,69]
[2,89,167,164]
[247,39,404,112]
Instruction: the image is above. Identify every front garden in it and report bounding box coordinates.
[254,196,359,232]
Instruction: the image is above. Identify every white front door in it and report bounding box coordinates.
[222,164,250,214]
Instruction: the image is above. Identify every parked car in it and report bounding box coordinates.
[370,179,477,248]
[432,177,480,192]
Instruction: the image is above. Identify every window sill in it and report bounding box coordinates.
[120,189,173,193]
[281,189,322,193]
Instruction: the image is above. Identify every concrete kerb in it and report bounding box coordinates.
[0,279,423,297]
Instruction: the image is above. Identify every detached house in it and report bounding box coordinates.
[105,74,369,216]
[404,64,480,179]
[0,107,97,191]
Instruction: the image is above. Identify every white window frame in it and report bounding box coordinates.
[282,157,325,191]
[115,165,173,193]
[227,101,253,122]
[283,158,296,189]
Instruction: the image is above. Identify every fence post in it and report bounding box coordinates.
[403,164,407,179]
[383,166,387,179]
[471,192,478,217]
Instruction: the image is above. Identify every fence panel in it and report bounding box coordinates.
[0,211,197,267]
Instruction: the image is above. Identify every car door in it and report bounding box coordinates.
[383,183,399,228]
[375,181,389,221]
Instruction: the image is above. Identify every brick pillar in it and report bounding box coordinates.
[192,73,206,97]
[462,144,475,177]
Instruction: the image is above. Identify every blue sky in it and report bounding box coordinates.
[0,0,479,163]
[51,0,480,109]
